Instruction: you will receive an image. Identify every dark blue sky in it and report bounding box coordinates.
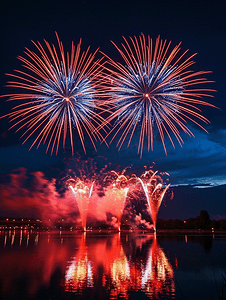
[0,0,226,219]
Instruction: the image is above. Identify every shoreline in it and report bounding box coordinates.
[1,228,226,235]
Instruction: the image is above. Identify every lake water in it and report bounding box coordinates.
[0,230,226,299]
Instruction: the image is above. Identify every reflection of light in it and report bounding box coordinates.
[34,233,39,246]
[11,231,15,247]
[111,248,130,283]
[141,248,152,288]
[63,234,176,299]
[26,232,29,247]
[127,262,142,291]
[4,234,7,248]
[87,262,93,287]
[66,258,89,285]
[174,256,178,269]
[185,235,188,243]
[65,258,94,289]
[65,234,94,290]
[102,237,130,299]
[0,231,73,297]
[19,230,23,246]
[142,238,175,298]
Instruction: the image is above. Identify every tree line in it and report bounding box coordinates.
[157,210,226,230]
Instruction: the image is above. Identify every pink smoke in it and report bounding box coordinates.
[0,168,76,223]
[134,213,154,229]
[0,167,170,229]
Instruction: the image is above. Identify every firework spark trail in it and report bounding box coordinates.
[66,178,94,231]
[1,33,108,155]
[0,164,170,231]
[139,169,170,231]
[101,34,216,157]
[66,165,170,231]
[66,168,134,230]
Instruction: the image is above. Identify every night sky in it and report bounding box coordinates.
[0,0,226,221]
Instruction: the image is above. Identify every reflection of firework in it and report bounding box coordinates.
[65,234,93,291]
[102,34,215,157]
[64,234,175,299]
[142,237,175,298]
[2,33,106,155]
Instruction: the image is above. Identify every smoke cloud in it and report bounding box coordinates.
[0,166,170,229]
[0,168,76,223]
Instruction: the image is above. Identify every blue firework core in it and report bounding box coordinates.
[113,62,183,124]
[37,66,96,125]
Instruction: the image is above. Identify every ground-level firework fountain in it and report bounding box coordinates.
[67,179,94,232]
[66,167,170,232]
[139,170,170,232]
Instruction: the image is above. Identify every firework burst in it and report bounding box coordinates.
[102,34,216,157]
[1,33,107,155]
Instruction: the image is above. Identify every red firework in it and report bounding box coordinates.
[101,34,216,157]
[1,33,107,155]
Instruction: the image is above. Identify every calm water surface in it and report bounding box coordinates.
[0,230,226,299]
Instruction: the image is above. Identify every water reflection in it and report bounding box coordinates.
[0,230,175,299]
[142,237,175,298]
[64,233,175,299]
[0,230,74,298]
[65,234,94,292]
